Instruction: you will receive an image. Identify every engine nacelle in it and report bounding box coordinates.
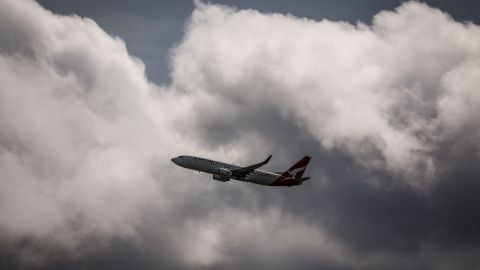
[213,174,230,182]
[212,168,232,182]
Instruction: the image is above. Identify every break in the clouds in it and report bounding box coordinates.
[1,0,480,269]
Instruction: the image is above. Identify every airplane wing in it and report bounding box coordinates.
[232,155,272,179]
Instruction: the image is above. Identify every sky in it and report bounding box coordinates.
[1,0,480,269]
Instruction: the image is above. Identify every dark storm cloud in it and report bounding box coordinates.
[3,1,480,270]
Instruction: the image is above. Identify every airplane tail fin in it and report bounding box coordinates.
[281,156,311,179]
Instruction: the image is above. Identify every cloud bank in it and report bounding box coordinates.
[1,0,480,269]
[173,1,480,184]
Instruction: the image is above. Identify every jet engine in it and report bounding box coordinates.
[212,168,232,182]
[212,174,229,182]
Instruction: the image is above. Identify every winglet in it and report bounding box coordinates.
[263,154,272,164]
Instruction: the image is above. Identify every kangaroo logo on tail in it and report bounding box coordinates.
[271,156,311,186]
[286,165,308,178]
[282,156,310,179]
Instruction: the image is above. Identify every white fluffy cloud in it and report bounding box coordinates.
[1,0,480,268]
[173,1,480,183]
[0,0,181,256]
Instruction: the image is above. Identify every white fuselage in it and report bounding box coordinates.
[171,155,281,186]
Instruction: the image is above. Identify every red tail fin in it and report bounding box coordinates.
[281,156,311,179]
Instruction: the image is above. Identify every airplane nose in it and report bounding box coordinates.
[171,157,178,165]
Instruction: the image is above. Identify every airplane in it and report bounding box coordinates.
[171,154,311,186]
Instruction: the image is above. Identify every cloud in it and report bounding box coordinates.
[2,0,480,269]
[0,0,184,261]
[172,1,480,185]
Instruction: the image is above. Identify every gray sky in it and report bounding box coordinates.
[2,1,480,270]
